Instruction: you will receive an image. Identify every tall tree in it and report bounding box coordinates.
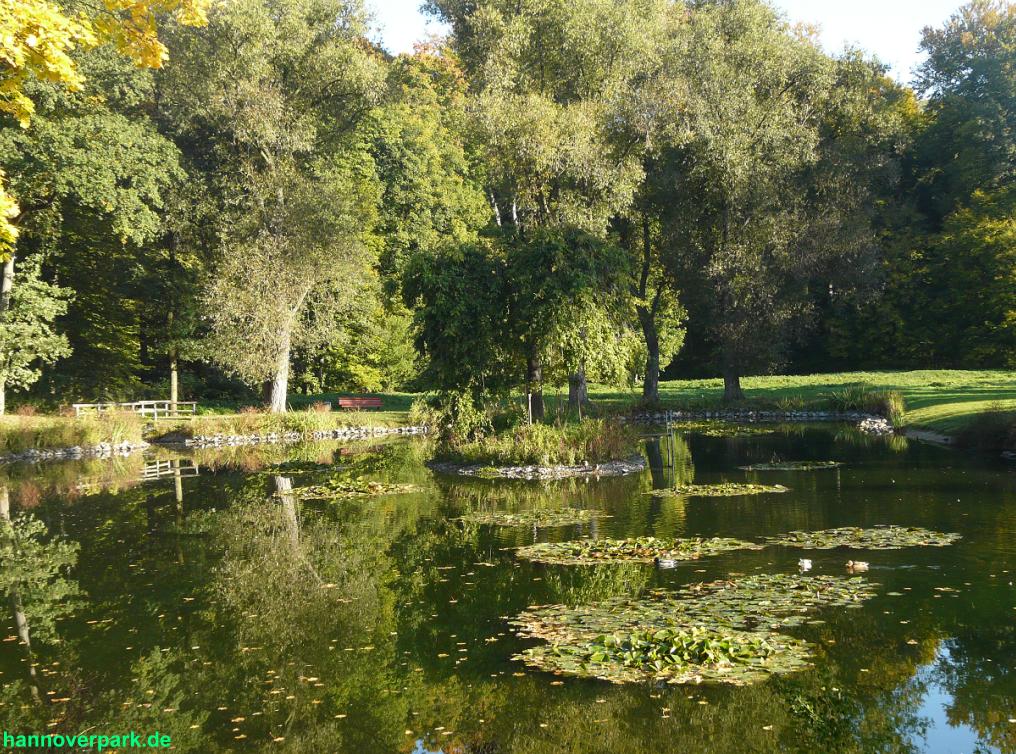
[0,48,184,402]
[0,258,70,413]
[426,0,653,417]
[659,0,906,400]
[157,0,386,412]
[0,0,208,257]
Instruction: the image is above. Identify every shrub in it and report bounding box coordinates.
[0,411,145,454]
[436,418,638,466]
[821,386,905,427]
[956,405,1016,451]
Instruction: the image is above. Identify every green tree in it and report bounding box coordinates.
[156,0,386,412]
[426,0,650,415]
[0,49,182,403]
[914,0,1015,221]
[658,0,907,399]
[0,258,70,413]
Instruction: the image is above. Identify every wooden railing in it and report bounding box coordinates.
[72,401,198,421]
[141,459,200,481]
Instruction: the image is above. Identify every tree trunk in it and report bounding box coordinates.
[637,305,660,404]
[274,476,299,552]
[722,365,744,402]
[169,349,179,408]
[263,326,291,414]
[526,341,545,422]
[568,368,589,415]
[0,487,40,701]
[0,255,13,315]
[0,256,12,418]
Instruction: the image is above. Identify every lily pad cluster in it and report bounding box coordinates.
[459,508,609,528]
[670,422,777,438]
[738,461,842,471]
[512,574,877,685]
[648,482,789,498]
[525,626,810,686]
[293,479,419,501]
[514,536,761,565]
[765,526,962,550]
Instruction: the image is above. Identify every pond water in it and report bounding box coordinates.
[1,426,1014,753]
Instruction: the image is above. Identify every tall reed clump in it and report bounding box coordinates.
[0,411,145,454]
[437,419,639,467]
[822,386,906,428]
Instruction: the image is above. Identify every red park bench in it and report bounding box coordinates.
[337,396,383,411]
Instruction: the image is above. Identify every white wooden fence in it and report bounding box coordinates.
[72,401,198,421]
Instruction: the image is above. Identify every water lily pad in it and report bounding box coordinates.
[648,483,788,498]
[513,536,762,565]
[738,461,842,472]
[765,526,962,550]
[293,479,419,500]
[512,574,876,686]
[518,626,811,686]
[670,422,777,438]
[459,509,609,528]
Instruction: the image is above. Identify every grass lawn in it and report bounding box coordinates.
[581,370,1016,435]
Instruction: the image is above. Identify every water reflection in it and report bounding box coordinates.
[0,429,1012,752]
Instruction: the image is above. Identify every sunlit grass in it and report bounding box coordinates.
[583,370,1016,434]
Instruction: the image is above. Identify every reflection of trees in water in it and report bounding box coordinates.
[0,487,80,703]
[183,477,410,752]
[544,563,651,606]
[644,433,695,489]
[934,629,1016,753]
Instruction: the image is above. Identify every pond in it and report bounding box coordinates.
[1,425,1014,753]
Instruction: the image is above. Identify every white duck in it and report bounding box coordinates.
[654,557,679,569]
[798,559,813,572]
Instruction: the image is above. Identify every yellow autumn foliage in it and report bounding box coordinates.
[0,0,209,256]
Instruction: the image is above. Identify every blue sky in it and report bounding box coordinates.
[370,0,965,83]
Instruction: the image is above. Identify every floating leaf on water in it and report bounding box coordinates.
[510,573,878,686]
[669,422,778,438]
[648,483,788,498]
[738,461,842,472]
[292,479,419,501]
[514,537,763,565]
[459,509,610,528]
[764,526,962,550]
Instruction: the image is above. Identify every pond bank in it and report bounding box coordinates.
[167,424,428,448]
[0,425,429,465]
[624,408,896,435]
[428,454,646,480]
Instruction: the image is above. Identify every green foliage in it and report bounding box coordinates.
[765,526,962,550]
[436,418,638,466]
[514,536,762,565]
[0,411,144,453]
[647,483,789,498]
[955,404,1016,451]
[0,258,70,404]
[0,512,81,643]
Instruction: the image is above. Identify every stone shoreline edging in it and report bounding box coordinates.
[177,425,429,448]
[622,409,895,436]
[0,440,151,465]
[428,454,647,480]
[0,426,430,465]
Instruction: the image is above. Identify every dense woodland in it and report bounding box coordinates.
[0,0,1013,415]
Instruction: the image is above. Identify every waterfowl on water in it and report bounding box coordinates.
[654,557,678,569]
[846,560,870,572]
[798,559,813,572]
